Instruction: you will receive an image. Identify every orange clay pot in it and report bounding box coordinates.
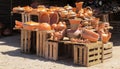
[38,23,51,31]
[82,29,99,42]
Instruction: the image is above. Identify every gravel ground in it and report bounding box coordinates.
[0,34,120,69]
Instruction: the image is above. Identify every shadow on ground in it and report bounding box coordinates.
[1,48,83,67]
[0,33,120,67]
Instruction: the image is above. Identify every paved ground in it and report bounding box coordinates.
[0,34,120,69]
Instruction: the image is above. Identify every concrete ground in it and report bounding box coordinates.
[0,34,120,69]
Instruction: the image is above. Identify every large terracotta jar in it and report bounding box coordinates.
[69,19,81,30]
[82,29,99,42]
[75,2,84,11]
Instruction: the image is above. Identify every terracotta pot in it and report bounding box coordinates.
[51,23,58,30]
[82,29,99,42]
[67,28,82,38]
[49,11,59,25]
[39,12,50,23]
[15,20,23,28]
[75,2,84,11]
[24,6,33,12]
[69,19,81,30]
[101,32,111,44]
[84,6,93,17]
[90,17,100,29]
[59,10,68,18]
[38,23,51,31]
[67,10,76,18]
[57,22,66,31]
[64,4,72,10]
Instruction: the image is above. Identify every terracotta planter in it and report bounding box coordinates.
[69,19,81,30]
[75,2,84,11]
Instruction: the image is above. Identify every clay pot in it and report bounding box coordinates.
[84,7,93,17]
[82,29,99,42]
[59,10,68,18]
[90,17,100,29]
[51,23,58,30]
[67,10,76,18]
[38,23,51,31]
[15,20,23,28]
[64,4,73,10]
[13,6,24,12]
[75,2,84,11]
[57,22,67,31]
[23,21,40,30]
[24,6,33,12]
[69,19,81,30]
[39,12,50,23]
[101,32,111,44]
[49,11,59,25]
[67,28,82,38]
[53,31,63,41]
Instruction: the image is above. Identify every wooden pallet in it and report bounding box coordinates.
[102,42,113,62]
[74,42,102,67]
[36,30,53,57]
[21,29,32,53]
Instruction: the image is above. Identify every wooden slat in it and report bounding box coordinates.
[24,30,27,53]
[79,48,82,64]
[36,31,40,56]
[49,42,53,59]
[53,42,58,60]
[89,55,101,60]
[21,29,24,52]
[88,60,101,66]
[83,47,87,65]
[104,49,112,54]
[74,45,78,64]
[40,31,43,56]
[103,53,112,60]
[45,41,49,58]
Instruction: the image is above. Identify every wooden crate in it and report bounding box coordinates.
[45,41,58,60]
[36,30,53,57]
[21,29,36,53]
[102,42,113,62]
[45,40,73,60]
[74,42,102,67]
